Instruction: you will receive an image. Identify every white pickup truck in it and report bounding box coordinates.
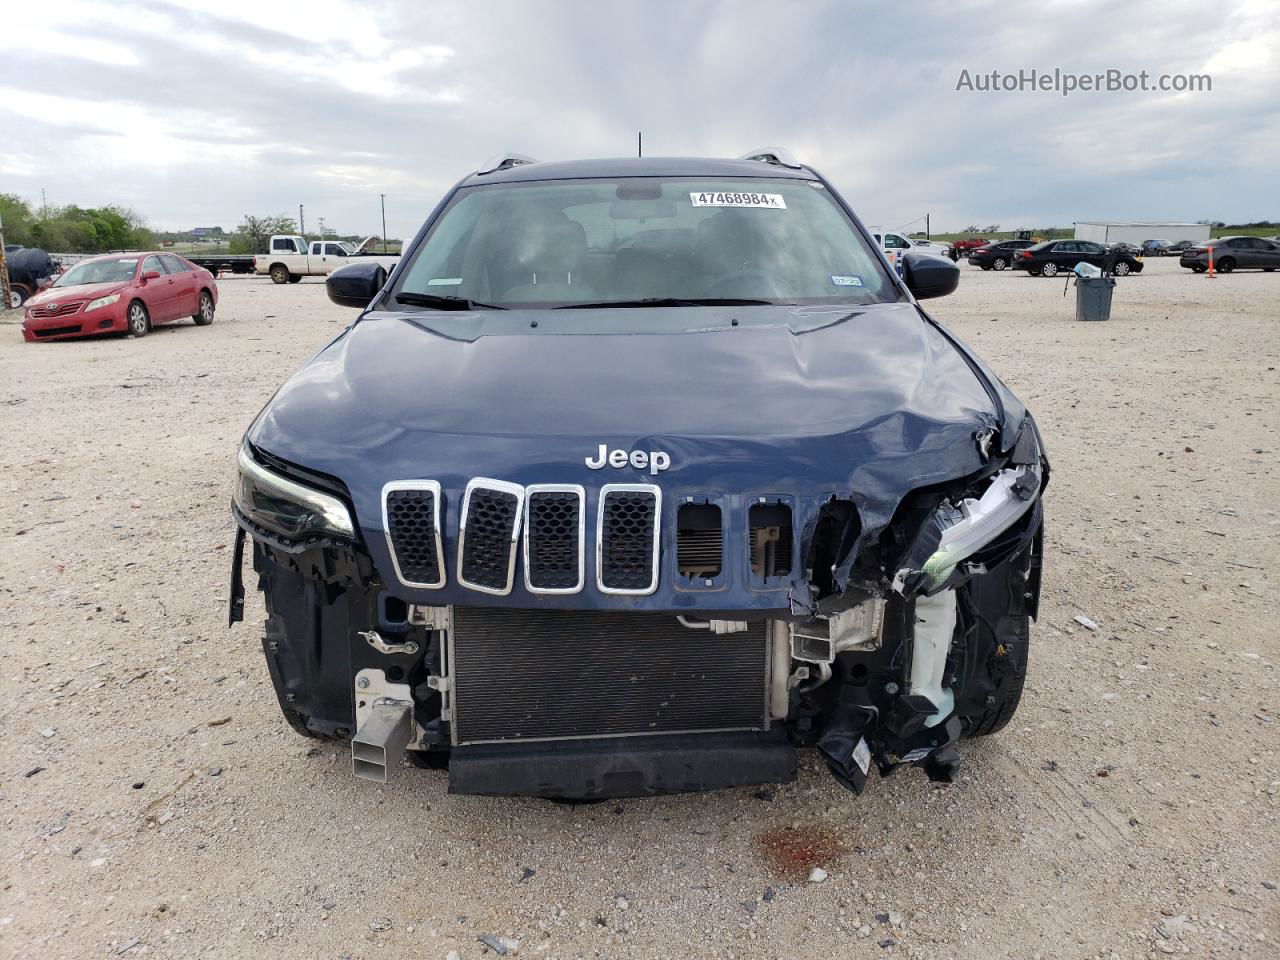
[254,235,399,284]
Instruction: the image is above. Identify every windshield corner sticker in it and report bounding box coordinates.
[690,191,786,209]
[426,277,463,286]
[831,275,864,287]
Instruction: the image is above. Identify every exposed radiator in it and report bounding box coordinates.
[448,608,770,745]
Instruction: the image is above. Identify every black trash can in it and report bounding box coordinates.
[1074,275,1116,321]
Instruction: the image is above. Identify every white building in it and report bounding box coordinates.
[1073,221,1211,245]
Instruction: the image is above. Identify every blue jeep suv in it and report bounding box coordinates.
[229,151,1047,799]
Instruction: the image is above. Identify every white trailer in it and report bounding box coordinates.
[1073,221,1210,246]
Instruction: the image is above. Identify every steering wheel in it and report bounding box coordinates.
[702,271,785,300]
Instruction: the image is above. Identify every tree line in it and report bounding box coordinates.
[1,194,154,253]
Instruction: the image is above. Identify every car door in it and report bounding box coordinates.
[160,254,197,318]
[323,242,349,275]
[139,254,177,321]
[1235,237,1268,268]
[1077,241,1108,267]
[1048,241,1075,268]
[1260,238,1280,269]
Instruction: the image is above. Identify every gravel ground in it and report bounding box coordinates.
[1,258,1276,960]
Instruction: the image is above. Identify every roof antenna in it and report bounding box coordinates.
[637,131,642,158]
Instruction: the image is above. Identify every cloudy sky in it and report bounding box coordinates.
[2,0,1276,238]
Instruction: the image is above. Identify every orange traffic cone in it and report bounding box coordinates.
[1206,245,1215,278]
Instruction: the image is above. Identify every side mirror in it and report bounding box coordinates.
[901,252,960,300]
[141,270,162,282]
[327,261,387,308]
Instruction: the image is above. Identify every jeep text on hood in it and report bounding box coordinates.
[229,152,1048,799]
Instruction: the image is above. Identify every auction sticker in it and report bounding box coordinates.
[831,275,864,287]
[690,191,786,209]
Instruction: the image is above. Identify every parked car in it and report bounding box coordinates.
[1179,236,1280,273]
[229,151,1048,800]
[967,239,1036,271]
[254,235,399,284]
[1012,239,1143,277]
[1163,240,1195,256]
[21,252,217,342]
[1107,241,1143,256]
[1142,239,1174,256]
[949,237,989,261]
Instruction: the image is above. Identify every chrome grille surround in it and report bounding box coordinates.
[456,478,525,596]
[382,480,445,589]
[596,483,662,595]
[523,484,586,594]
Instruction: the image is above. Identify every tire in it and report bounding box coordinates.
[992,257,1008,271]
[193,290,215,325]
[1041,261,1059,278]
[981,265,992,271]
[1192,265,1206,273]
[269,264,289,284]
[1028,268,1042,277]
[8,286,27,309]
[955,537,1037,738]
[1216,257,1235,274]
[1113,260,1131,276]
[288,274,302,284]
[126,300,149,337]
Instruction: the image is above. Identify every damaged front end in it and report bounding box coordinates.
[228,411,1047,799]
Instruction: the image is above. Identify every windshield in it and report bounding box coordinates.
[393,177,898,309]
[53,258,138,287]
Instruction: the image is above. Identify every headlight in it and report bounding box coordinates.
[85,293,121,312]
[233,445,356,540]
[920,463,1041,589]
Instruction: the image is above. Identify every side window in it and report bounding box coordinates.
[325,243,343,256]
[160,254,189,273]
[1081,242,1104,254]
[885,234,909,249]
[272,237,294,253]
[1055,242,1076,253]
[142,255,166,275]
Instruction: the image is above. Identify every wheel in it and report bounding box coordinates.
[1264,268,1276,272]
[125,301,149,337]
[1028,268,1042,277]
[1041,262,1058,277]
[8,287,27,309]
[981,265,992,271]
[1192,265,1206,273]
[1113,260,1131,276]
[287,274,302,284]
[955,536,1037,738]
[269,264,289,284]
[193,290,215,325]
[1215,257,1235,274]
[992,257,1008,271]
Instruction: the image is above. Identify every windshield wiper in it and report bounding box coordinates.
[394,292,506,310]
[556,297,776,309]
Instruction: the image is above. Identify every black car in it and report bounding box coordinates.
[1179,236,1280,273]
[229,151,1047,800]
[1163,240,1195,257]
[1012,239,1143,277]
[966,239,1036,271]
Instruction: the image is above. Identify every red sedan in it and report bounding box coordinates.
[21,252,218,342]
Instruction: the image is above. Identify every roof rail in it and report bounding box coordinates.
[737,148,802,170]
[476,152,540,176]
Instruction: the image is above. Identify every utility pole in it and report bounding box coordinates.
[299,204,305,241]
[380,194,387,254]
[0,211,12,311]
[318,217,326,241]
[926,213,930,240]
[637,131,642,158]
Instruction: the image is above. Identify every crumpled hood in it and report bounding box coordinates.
[248,302,1011,609]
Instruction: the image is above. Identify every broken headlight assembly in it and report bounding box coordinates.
[232,445,356,541]
[919,463,1041,590]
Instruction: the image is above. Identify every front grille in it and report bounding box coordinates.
[598,485,660,594]
[383,482,444,588]
[34,324,82,338]
[676,503,723,580]
[448,608,770,744]
[524,486,584,592]
[457,480,523,594]
[30,301,85,319]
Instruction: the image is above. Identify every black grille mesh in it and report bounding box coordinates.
[460,487,519,590]
[386,488,441,585]
[526,491,581,590]
[600,490,657,590]
[450,608,769,743]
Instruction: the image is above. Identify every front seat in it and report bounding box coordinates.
[497,216,592,303]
